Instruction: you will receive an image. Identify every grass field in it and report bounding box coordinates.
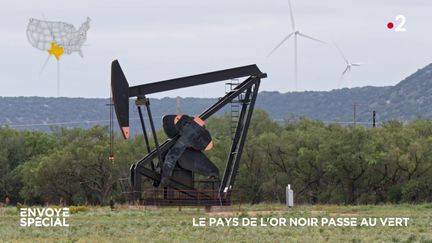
[1,204,431,243]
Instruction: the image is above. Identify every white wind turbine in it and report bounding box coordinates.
[334,43,364,87]
[268,0,326,88]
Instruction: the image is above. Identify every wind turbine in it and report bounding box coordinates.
[334,43,364,87]
[268,0,326,88]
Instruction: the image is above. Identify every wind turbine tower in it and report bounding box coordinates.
[268,0,326,89]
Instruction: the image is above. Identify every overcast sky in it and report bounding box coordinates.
[0,0,431,98]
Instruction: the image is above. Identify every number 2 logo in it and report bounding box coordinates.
[388,15,407,32]
[395,15,407,32]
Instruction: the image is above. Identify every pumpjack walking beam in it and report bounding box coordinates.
[111,60,267,203]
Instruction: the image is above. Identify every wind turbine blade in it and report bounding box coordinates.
[351,63,366,66]
[267,32,294,57]
[288,0,296,30]
[42,14,58,44]
[342,66,350,75]
[57,60,60,97]
[338,72,345,85]
[294,34,298,89]
[333,42,349,64]
[338,66,350,86]
[298,32,326,44]
[39,55,51,75]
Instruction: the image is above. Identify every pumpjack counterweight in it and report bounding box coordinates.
[111,60,267,206]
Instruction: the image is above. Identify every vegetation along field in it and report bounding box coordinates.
[1,110,432,242]
[1,110,432,206]
[0,204,431,242]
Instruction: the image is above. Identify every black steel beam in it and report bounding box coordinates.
[135,138,177,167]
[136,106,154,171]
[142,199,231,206]
[112,59,266,139]
[222,80,261,198]
[143,98,163,167]
[199,76,258,120]
[219,85,253,196]
[129,65,264,97]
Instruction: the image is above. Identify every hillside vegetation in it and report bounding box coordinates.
[2,64,432,133]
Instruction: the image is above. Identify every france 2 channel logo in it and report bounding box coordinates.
[387,15,407,32]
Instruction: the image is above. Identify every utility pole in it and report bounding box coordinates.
[353,103,357,126]
[106,94,114,161]
[353,103,376,127]
[176,96,182,115]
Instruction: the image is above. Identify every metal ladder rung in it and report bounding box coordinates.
[226,79,244,140]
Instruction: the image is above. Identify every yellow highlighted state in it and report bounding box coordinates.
[47,42,64,60]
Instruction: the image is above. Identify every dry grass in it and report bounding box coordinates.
[0,204,431,242]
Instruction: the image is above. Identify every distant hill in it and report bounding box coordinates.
[2,63,432,133]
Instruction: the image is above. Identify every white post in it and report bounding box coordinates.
[286,184,294,208]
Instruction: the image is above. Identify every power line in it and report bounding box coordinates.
[274,119,381,125]
[3,117,379,128]
[4,120,111,127]
[1,116,163,128]
[321,120,381,125]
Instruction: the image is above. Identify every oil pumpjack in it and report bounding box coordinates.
[111,60,267,206]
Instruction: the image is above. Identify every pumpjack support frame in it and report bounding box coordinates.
[111,60,267,206]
